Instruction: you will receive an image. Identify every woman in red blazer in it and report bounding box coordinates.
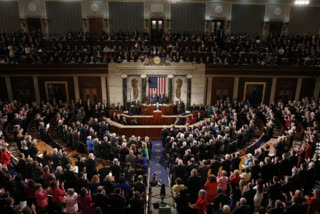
[0,148,11,165]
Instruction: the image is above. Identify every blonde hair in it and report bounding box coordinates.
[221,170,227,176]
[234,170,240,176]
[91,175,100,185]
[142,142,147,148]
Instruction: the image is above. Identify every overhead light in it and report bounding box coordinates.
[294,0,310,5]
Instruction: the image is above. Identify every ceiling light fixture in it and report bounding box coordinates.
[294,0,310,5]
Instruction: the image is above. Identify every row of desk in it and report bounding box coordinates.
[107,118,210,140]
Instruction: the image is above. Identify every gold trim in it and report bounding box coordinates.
[243,82,266,104]
[45,81,69,102]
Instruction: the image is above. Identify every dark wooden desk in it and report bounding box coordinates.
[120,112,190,125]
[108,118,210,140]
[141,104,173,115]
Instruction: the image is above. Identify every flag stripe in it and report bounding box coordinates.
[148,76,166,103]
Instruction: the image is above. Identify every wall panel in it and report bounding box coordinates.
[211,77,234,105]
[0,1,20,32]
[171,3,205,33]
[275,78,297,103]
[238,78,272,104]
[300,78,316,99]
[231,4,265,36]
[38,77,75,102]
[46,2,82,35]
[11,77,35,103]
[0,77,8,102]
[288,6,320,34]
[109,2,144,32]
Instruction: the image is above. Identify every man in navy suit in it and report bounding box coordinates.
[154,102,161,111]
[151,92,157,104]
[159,93,165,104]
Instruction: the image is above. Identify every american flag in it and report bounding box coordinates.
[148,76,166,101]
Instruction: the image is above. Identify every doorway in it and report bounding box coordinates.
[269,21,282,35]
[89,18,103,37]
[151,18,163,42]
[211,20,224,39]
[27,18,41,33]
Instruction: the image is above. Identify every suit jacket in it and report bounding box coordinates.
[126,154,137,167]
[132,100,140,107]
[196,115,204,122]
[176,101,184,107]
[151,94,157,104]
[174,118,184,125]
[159,94,165,104]
[154,104,161,111]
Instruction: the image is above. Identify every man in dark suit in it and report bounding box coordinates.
[131,99,140,115]
[190,104,198,111]
[213,188,230,213]
[176,99,184,114]
[85,99,91,110]
[159,93,165,104]
[86,153,98,180]
[39,122,50,144]
[154,102,161,111]
[174,117,184,125]
[76,98,84,109]
[151,92,157,104]
[232,198,250,214]
[196,112,204,122]
[285,196,304,214]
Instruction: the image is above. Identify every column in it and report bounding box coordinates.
[122,74,128,110]
[187,75,192,111]
[141,74,147,103]
[73,76,80,101]
[233,77,239,99]
[101,76,107,104]
[270,77,277,104]
[4,77,13,102]
[314,77,320,100]
[32,76,40,103]
[206,77,213,105]
[168,75,173,104]
[295,78,303,101]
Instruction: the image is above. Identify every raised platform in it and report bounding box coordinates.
[107,118,210,140]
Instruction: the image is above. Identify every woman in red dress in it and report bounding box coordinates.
[190,189,208,214]
[204,175,218,203]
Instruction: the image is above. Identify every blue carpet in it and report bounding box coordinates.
[149,141,169,186]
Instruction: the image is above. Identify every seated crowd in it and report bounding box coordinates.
[1,97,320,213]
[0,30,319,65]
[164,97,320,214]
[0,100,149,214]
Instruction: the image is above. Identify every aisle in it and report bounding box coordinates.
[149,141,169,186]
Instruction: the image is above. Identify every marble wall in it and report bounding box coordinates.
[108,62,206,106]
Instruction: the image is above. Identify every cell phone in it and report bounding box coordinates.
[109,172,112,176]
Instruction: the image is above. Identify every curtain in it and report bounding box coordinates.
[0,1,20,32]
[46,2,82,35]
[289,7,320,34]
[171,3,205,33]
[231,4,265,36]
[109,2,144,32]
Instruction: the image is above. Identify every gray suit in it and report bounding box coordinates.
[126,154,137,167]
